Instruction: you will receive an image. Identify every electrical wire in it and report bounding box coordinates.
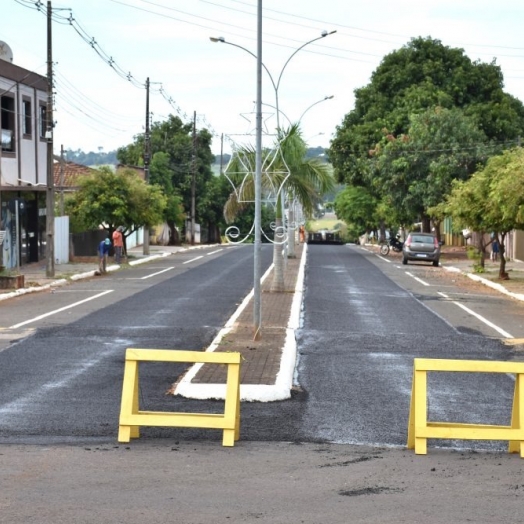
[14,0,222,141]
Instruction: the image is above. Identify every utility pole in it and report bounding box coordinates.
[190,110,197,246]
[142,77,151,255]
[59,143,64,216]
[220,133,224,176]
[45,0,55,277]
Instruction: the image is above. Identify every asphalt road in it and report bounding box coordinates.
[3,242,524,523]
[1,242,521,449]
[297,244,519,449]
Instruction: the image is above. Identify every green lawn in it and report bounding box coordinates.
[308,217,345,232]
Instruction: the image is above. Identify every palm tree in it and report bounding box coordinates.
[224,124,334,292]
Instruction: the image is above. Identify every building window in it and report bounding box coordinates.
[39,103,49,139]
[1,95,15,152]
[23,99,32,137]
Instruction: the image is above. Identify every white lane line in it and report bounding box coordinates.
[406,271,430,286]
[139,267,174,280]
[438,291,513,338]
[183,256,204,265]
[207,249,223,256]
[377,255,391,263]
[9,290,114,329]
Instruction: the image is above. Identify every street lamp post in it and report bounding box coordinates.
[210,28,336,333]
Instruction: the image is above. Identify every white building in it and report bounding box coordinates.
[0,41,48,269]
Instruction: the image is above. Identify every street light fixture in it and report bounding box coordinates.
[210,31,336,130]
[298,95,334,123]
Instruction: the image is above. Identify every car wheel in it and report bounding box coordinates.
[432,260,439,267]
[402,257,408,265]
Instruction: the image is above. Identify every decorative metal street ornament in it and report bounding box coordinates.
[222,131,291,246]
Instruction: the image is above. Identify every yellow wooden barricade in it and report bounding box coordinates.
[118,349,241,447]
[407,358,524,457]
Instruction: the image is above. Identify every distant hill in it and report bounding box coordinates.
[68,146,327,169]
[64,149,118,166]
[213,147,327,167]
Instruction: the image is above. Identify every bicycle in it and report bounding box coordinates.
[379,240,390,256]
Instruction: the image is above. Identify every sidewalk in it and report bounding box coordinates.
[0,243,203,301]
[174,243,305,402]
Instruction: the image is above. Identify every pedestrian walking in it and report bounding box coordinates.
[491,237,499,261]
[299,225,305,243]
[112,226,124,264]
[98,238,111,274]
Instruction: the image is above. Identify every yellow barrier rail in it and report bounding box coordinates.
[118,349,241,447]
[407,358,524,457]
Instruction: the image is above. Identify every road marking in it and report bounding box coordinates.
[183,256,204,264]
[406,272,430,286]
[438,291,513,338]
[9,290,114,329]
[207,249,223,255]
[139,267,174,280]
[377,255,391,263]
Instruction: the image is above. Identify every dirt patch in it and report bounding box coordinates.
[339,486,403,496]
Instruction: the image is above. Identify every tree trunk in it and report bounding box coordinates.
[432,220,441,243]
[379,220,386,243]
[476,234,486,270]
[498,233,509,280]
[271,195,285,292]
[287,200,296,258]
[421,214,431,233]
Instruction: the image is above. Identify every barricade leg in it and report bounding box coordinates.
[407,369,416,450]
[509,374,524,457]
[118,359,140,443]
[222,361,240,447]
[414,369,427,455]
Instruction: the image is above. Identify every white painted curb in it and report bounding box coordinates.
[0,279,68,302]
[443,264,524,302]
[174,244,308,402]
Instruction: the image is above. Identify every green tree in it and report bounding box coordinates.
[373,107,490,233]
[224,124,334,291]
[117,115,217,242]
[117,115,215,242]
[443,148,524,278]
[150,151,185,240]
[329,37,524,226]
[65,167,167,243]
[334,186,378,236]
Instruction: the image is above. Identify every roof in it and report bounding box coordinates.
[53,161,97,188]
[0,60,47,91]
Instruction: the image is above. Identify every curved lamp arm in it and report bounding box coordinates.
[298,95,334,123]
[210,37,277,95]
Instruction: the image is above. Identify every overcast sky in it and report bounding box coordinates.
[4,0,524,156]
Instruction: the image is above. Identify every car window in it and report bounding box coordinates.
[411,235,433,243]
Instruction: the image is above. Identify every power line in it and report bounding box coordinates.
[220,0,524,52]
[15,0,222,141]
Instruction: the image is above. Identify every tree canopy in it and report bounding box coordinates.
[117,114,217,238]
[329,37,524,233]
[224,124,334,291]
[443,148,524,278]
[65,167,166,236]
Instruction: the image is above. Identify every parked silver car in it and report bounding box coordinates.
[402,233,441,266]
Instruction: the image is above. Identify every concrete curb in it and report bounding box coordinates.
[0,278,68,302]
[442,264,524,302]
[0,246,212,302]
[175,244,308,402]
